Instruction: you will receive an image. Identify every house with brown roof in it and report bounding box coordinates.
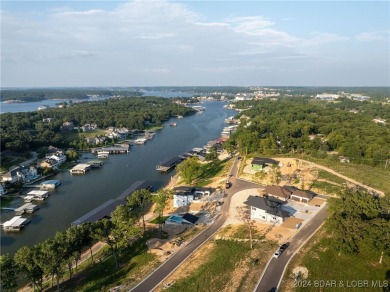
[290,189,314,203]
[263,185,292,201]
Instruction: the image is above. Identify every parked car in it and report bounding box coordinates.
[273,243,289,258]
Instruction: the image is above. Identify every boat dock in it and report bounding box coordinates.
[14,203,39,215]
[156,156,183,172]
[40,180,61,189]
[2,216,31,231]
[86,160,104,168]
[70,164,91,175]
[92,144,130,154]
[26,190,50,201]
[72,180,153,226]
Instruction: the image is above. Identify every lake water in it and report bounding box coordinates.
[0,90,192,113]
[0,101,236,255]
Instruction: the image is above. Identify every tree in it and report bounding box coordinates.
[0,254,18,291]
[176,157,202,185]
[111,205,141,250]
[41,236,66,291]
[91,219,119,268]
[269,165,282,185]
[153,189,173,233]
[205,148,218,161]
[127,189,152,234]
[14,246,44,291]
[326,187,382,254]
[66,149,79,161]
[236,206,255,249]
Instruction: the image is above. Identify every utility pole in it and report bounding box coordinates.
[385,159,389,170]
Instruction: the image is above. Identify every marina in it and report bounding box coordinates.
[1,101,237,255]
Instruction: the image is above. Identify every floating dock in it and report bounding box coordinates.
[14,203,39,215]
[156,156,183,172]
[72,180,153,226]
[3,216,30,231]
[86,160,104,168]
[70,164,91,175]
[40,180,61,189]
[26,190,50,201]
[92,144,130,154]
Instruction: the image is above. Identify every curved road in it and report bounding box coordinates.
[131,158,263,292]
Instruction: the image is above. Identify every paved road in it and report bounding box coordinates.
[131,158,263,292]
[254,206,328,292]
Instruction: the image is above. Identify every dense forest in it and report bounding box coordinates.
[0,88,143,102]
[226,97,390,166]
[0,96,195,153]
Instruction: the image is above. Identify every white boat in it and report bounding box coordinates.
[98,153,109,159]
[135,138,147,144]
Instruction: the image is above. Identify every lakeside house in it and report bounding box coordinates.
[165,213,199,225]
[173,186,214,207]
[39,150,67,169]
[1,165,40,184]
[244,195,289,224]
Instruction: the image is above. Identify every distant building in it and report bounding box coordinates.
[373,118,386,125]
[251,157,280,171]
[61,122,74,131]
[315,93,339,101]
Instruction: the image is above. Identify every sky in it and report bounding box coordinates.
[1,0,389,87]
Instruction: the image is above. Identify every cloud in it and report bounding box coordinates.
[302,33,349,46]
[355,32,386,42]
[1,0,389,86]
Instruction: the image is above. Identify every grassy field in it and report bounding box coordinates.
[165,226,277,292]
[310,181,341,196]
[280,228,390,292]
[196,158,232,187]
[278,154,390,195]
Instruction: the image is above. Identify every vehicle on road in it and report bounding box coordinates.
[273,243,289,258]
[225,181,232,189]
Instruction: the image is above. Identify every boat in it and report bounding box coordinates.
[170,123,177,127]
[97,153,109,159]
[135,138,147,144]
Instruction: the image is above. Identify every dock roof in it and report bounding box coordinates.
[116,180,153,201]
[27,190,49,196]
[159,156,182,168]
[72,181,153,226]
[3,216,29,227]
[71,199,122,226]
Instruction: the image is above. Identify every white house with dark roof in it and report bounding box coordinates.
[173,186,213,208]
[244,195,289,224]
